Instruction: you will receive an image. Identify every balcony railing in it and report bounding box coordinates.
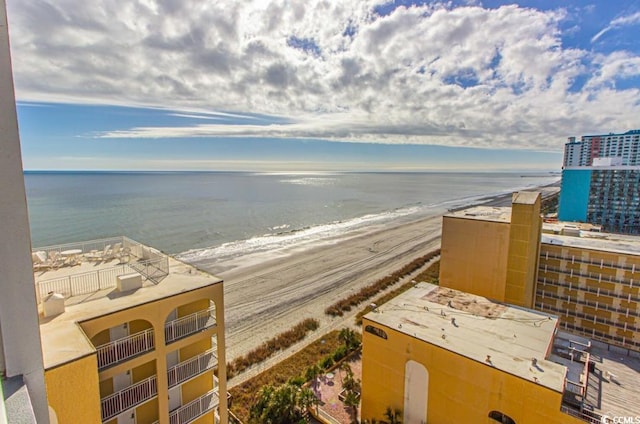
[33,236,170,303]
[541,250,639,273]
[539,264,631,286]
[168,349,217,388]
[101,375,158,422]
[97,329,155,370]
[560,405,603,423]
[165,307,216,344]
[169,389,219,424]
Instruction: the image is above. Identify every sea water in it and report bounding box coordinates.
[24,171,558,262]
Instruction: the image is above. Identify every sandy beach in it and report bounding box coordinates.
[193,185,559,382]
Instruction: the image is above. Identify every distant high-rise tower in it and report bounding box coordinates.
[562,130,640,168]
[559,130,640,234]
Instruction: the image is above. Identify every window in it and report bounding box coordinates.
[365,325,388,339]
[488,411,516,424]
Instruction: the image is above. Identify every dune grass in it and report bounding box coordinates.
[227,318,319,379]
[325,249,440,317]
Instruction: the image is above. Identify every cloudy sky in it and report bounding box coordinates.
[7,0,640,171]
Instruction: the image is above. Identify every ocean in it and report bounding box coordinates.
[24,171,559,264]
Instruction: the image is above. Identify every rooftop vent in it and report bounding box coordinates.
[43,292,65,317]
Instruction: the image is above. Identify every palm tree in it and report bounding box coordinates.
[305,364,322,393]
[383,407,402,424]
[298,386,319,415]
[343,390,360,424]
[249,383,317,424]
[339,328,361,351]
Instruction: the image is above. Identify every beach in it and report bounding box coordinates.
[193,185,559,381]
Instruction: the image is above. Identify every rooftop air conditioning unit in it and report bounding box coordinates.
[43,292,65,317]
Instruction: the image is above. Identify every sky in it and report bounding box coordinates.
[6,0,640,172]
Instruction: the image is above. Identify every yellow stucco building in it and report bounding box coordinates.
[361,283,588,424]
[439,191,640,353]
[439,191,542,309]
[537,227,640,351]
[33,236,228,424]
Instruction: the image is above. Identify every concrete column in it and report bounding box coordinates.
[0,1,50,422]
[214,285,228,424]
[154,315,169,424]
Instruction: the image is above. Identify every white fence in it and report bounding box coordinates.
[168,389,219,424]
[165,307,216,344]
[35,256,168,303]
[101,375,157,422]
[96,329,155,370]
[168,349,217,388]
[34,236,169,303]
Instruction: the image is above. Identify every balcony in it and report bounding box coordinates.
[169,390,219,424]
[165,307,216,344]
[101,375,158,422]
[168,349,217,388]
[96,329,155,370]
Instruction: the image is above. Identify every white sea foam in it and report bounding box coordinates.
[176,178,556,265]
[177,205,424,264]
[177,193,490,264]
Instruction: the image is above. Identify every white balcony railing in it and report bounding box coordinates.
[33,236,170,303]
[168,349,217,388]
[169,390,219,424]
[101,375,158,422]
[165,307,216,343]
[97,329,155,370]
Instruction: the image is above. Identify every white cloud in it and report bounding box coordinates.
[6,1,640,151]
[591,11,640,43]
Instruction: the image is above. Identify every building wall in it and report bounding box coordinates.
[0,1,49,421]
[587,169,640,234]
[558,169,591,223]
[439,216,510,301]
[46,282,228,424]
[563,142,582,167]
[536,243,640,351]
[505,194,542,308]
[361,320,584,424]
[44,355,101,424]
[582,131,640,166]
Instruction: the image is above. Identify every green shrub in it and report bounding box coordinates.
[332,345,347,362]
[320,356,334,369]
[288,376,305,387]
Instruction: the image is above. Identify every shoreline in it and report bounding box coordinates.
[184,179,561,273]
[193,184,559,370]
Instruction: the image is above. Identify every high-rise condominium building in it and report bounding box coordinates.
[558,166,640,234]
[559,130,640,235]
[562,130,640,168]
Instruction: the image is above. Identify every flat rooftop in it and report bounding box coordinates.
[445,206,511,223]
[365,283,567,392]
[34,237,222,370]
[541,226,640,257]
